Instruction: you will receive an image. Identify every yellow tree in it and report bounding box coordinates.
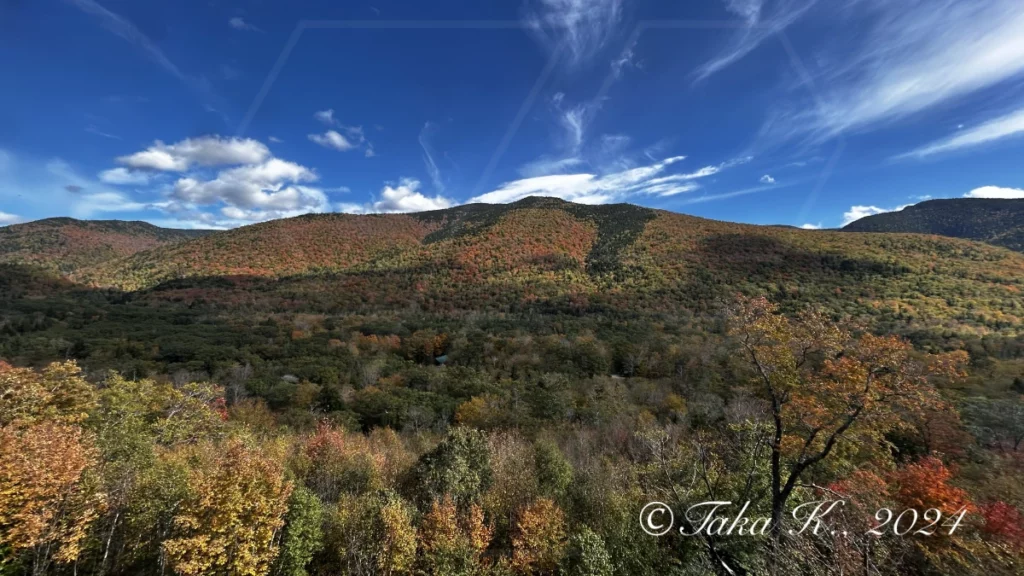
[420,495,493,576]
[333,491,417,576]
[511,498,566,575]
[0,421,104,573]
[162,439,292,576]
[0,360,96,426]
[729,297,967,542]
[0,361,104,574]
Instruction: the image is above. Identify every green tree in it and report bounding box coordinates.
[412,427,492,507]
[534,440,572,501]
[560,526,612,576]
[275,486,324,576]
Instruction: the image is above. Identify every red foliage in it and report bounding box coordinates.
[980,501,1024,548]
[889,457,973,513]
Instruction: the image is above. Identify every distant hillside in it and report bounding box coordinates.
[66,197,1024,334]
[842,198,1024,252]
[0,217,213,275]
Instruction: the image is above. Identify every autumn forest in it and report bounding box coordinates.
[1,197,1023,576]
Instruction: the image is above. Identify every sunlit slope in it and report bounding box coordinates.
[0,217,212,275]
[67,197,1024,332]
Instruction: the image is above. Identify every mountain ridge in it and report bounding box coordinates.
[842,197,1024,252]
[0,217,214,274]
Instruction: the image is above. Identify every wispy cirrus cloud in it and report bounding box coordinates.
[228,17,262,32]
[66,0,186,81]
[470,155,751,205]
[898,106,1024,159]
[524,0,624,68]
[694,0,818,82]
[768,0,1024,143]
[419,122,445,192]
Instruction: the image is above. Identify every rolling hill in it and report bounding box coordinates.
[842,198,1024,252]
[57,197,1024,334]
[0,217,213,275]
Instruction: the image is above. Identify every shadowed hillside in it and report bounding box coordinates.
[843,198,1024,252]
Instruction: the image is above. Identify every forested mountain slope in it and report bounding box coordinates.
[64,197,1024,335]
[0,217,213,274]
[843,198,1024,252]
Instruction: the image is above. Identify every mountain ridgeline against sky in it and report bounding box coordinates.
[4,197,1024,335]
[0,217,214,275]
[843,198,1024,252]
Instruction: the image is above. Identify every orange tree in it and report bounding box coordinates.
[729,297,967,544]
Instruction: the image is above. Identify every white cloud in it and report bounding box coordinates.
[760,174,776,184]
[77,191,148,214]
[308,130,357,151]
[774,0,1024,141]
[724,0,763,23]
[695,0,818,81]
[471,154,742,205]
[524,0,624,68]
[518,157,585,178]
[170,158,322,214]
[842,204,910,226]
[99,167,150,185]
[964,185,1024,199]
[314,109,337,125]
[0,211,20,225]
[268,136,283,143]
[372,179,453,213]
[117,136,271,171]
[228,17,262,32]
[799,222,822,230]
[898,106,1024,159]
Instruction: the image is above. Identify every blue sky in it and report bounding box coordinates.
[2,0,1024,230]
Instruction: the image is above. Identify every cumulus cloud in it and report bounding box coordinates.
[99,167,151,185]
[170,158,322,214]
[117,136,271,171]
[308,111,370,154]
[308,130,357,151]
[898,106,1024,159]
[338,179,454,214]
[470,155,745,205]
[799,222,822,229]
[0,211,20,225]
[373,179,453,213]
[760,174,776,184]
[964,186,1024,199]
[842,204,909,226]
